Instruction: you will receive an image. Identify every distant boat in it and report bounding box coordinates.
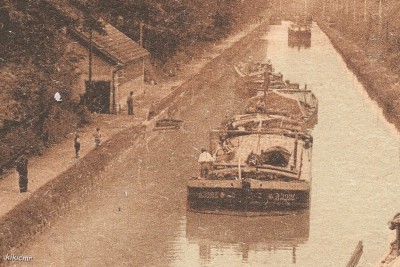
[269,14,282,25]
[288,24,311,40]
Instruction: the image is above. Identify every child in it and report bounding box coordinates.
[74,133,81,158]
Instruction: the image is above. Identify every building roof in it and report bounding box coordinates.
[72,23,150,65]
[43,0,149,65]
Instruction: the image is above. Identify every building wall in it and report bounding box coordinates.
[115,58,145,113]
[69,41,113,102]
[68,40,146,113]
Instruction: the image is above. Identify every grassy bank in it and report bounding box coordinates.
[317,20,400,131]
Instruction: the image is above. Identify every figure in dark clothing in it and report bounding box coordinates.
[16,155,28,193]
[74,133,81,158]
[93,128,102,148]
[41,130,49,148]
[246,151,260,166]
[127,91,134,115]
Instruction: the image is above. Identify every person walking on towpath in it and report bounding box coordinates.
[74,132,81,158]
[127,91,134,115]
[16,154,28,193]
[93,128,102,148]
[198,148,215,178]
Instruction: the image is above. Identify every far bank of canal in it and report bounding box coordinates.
[317,20,400,132]
[263,21,400,266]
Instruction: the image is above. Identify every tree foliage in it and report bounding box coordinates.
[0,0,83,167]
[93,0,241,63]
[0,0,265,168]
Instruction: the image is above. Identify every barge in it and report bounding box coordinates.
[248,89,319,130]
[288,24,311,40]
[187,124,313,213]
[269,14,282,25]
[241,72,301,96]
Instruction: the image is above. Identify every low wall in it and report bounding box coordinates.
[0,60,196,265]
[0,15,274,263]
[0,123,145,263]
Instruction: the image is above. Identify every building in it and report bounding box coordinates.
[69,23,149,114]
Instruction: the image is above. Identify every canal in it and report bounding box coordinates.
[15,22,400,266]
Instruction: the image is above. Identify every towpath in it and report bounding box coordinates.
[0,18,265,245]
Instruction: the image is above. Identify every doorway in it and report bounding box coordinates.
[85,81,111,114]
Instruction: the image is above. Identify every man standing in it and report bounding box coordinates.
[16,154,28,193]
[93,128,102,148]
[198,148,215,178]
[127,91,134,115]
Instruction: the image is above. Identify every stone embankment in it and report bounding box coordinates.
[317,20,400,131]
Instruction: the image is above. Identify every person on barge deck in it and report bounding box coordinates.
[198,148,215,178]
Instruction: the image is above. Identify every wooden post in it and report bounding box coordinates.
[142,58,145,94]
[88,27,93,92]
[346,241,363,267]
[292,246,296,264]
[293,131,298,169]
[112,68,117,114]
[263,71,269,114]
[364,0,367,23]
[139,21,143,47]
[386,21,389,42]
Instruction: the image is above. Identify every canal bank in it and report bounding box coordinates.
[5,18,400,267]
[317,20,400,131]
[0,16,273,264]
[263,21,400,266]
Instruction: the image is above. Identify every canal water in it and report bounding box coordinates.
[261,21,400,266]
[170,22,400,266]
[17,22,400,267]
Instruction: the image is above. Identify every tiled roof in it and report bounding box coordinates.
[74,23,149,65]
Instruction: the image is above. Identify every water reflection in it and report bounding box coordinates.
[264,21,400,266]
[186,211,310,265]
[288,37,311,49]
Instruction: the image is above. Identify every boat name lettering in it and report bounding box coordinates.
[197,192,220,199]
[273,192,296,201]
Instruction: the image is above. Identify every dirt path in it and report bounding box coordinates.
[0,15,273,266]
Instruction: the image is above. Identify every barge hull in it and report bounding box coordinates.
[187,187,309,212]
